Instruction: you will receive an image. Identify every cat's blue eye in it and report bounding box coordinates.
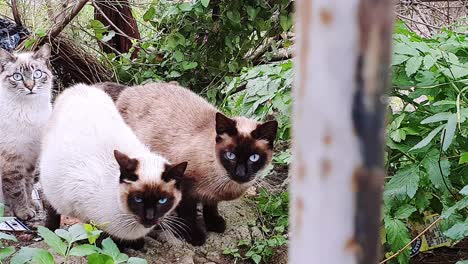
[12,73,22,81]
[134,197,143,203]
[158,198,168,204]
[33,70,42,79]
[249,154,260,162]
[225,151,236,160]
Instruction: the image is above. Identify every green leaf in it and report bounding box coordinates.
[246,6,258,20]
[456,260,468,264]
[101,238,128,263]
[35,28,47,37]
[0,247,15,260]
[279,14,293,31]
[423,54,437,69]
[181,61,198,70]
[178,2,193,12]
[31,250,55,264]
[251,253,262,264]
[384,218,411,264]
[405,56,423,77]
[172,50,184,62]
[442,114,457,151]
[68,224,89,243]
[460,185,468,196]
[69,244,100,257]
[384,165,420,199]
[0,231,17,241]
[422,149,451,191]
[442,196,468,219]
[394,204,416,219]
[226,10,241,24]
[459,152,468,164]
[143,6,156,21]
[444,218,468,240]
[127,257,148,264]
[37,226,67,256]
[11,247,43,264]
[88,253,114,264]
[392,54,409,66]
[410,125,444,151]
[201,0,210,8]
[421,112,452,124]
[394,43,419,56]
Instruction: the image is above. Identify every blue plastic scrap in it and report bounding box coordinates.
[0,18,29,51]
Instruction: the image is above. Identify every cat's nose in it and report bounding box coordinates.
[24,81,34,90]
[145,208,155,220]
[235,165,247,178]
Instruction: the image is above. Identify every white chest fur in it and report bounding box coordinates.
[0,95,52,163]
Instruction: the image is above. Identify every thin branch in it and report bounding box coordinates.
[379,217,443,264]
[11,0,22,27]
[92,1,137,41]
[49,0,90,39]
[396,14,442,29]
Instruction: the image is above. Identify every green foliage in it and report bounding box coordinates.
[384,20,468,263]
[112,0,293,90]
[223,189,288,263]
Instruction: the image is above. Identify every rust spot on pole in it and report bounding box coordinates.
[323,132,332,145]
[352,166,365,192]
[295,197,304,233]
[297,0,312,100]
[321,158,332,179]
[345,238,363,258]
[296,150,306,182]
[319,8,333,25]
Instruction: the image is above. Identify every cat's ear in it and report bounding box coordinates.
[114,149,139,183]
[33,44,51,62]
[215,112,237,136]
[162,162,188,187]
[251,120,278,148]
[0,49,15,70]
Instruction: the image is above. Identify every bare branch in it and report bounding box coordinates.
[49,0,90,39]
[11,0,22,27]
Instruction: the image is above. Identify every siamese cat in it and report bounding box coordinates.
[0,45,52,220]
[39,84,187,249]
[98,82,277,246]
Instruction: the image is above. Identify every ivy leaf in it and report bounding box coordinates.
[143,7,156,21]
[37,226,67,256]
[423,54,437,69]
[410,125,444,151]
[459,152,468,164]
[422,149,451,192]
[394,204,416,219]
[405,56,423,77]
[444,218,468,240]
[31,250,55,264]
[392,54,409,66]
[384,165,420,199]
[201,0,210,8]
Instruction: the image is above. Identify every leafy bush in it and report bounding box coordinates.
[111,0,293,90]
[383,21,468,263]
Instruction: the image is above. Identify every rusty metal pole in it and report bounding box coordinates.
[291,1,394,264]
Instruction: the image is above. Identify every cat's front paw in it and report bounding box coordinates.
[187,226,207,246]
[205,215,226,233]
[14,207,36,221]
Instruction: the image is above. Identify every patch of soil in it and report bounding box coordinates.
[411,239,468,264]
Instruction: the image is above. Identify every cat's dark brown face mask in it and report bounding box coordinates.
[215,113,278,183]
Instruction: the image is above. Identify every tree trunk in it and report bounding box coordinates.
[93,0,141,58]
[290,0,393,263]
